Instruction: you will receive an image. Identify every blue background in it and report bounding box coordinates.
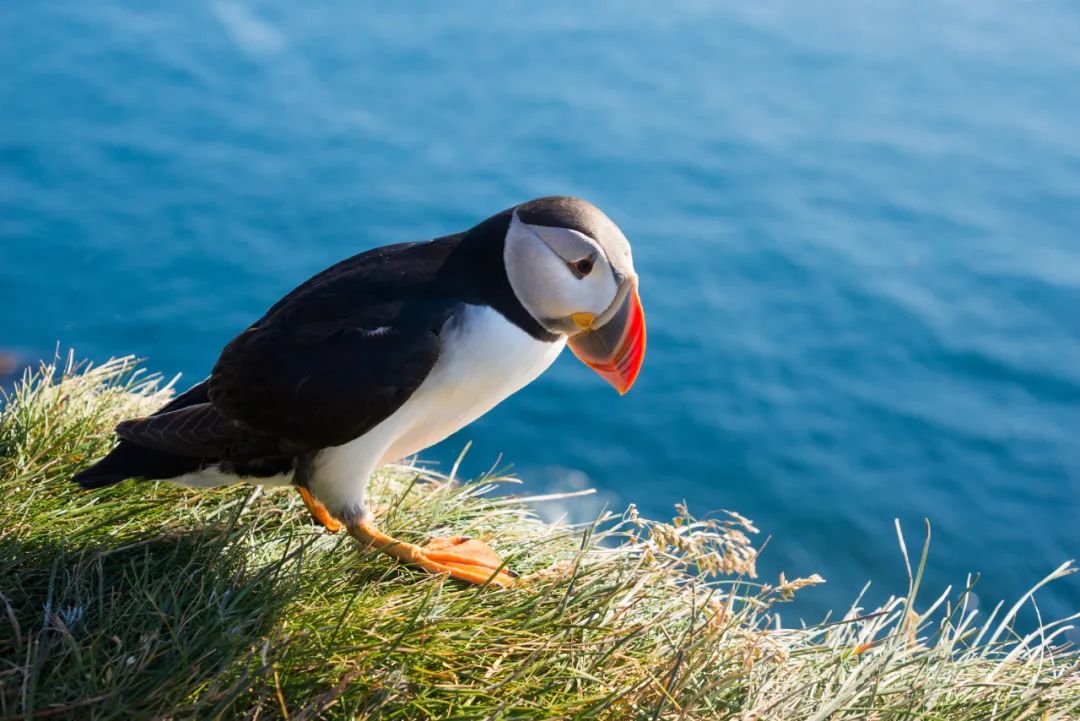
[2,1,1077,629]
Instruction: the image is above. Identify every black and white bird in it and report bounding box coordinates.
[73,197,646,585]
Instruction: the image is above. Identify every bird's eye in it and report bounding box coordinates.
[570,256,594,278]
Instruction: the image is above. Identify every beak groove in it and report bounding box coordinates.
[567,283,646,395]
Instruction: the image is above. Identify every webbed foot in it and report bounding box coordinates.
[348,521,515,587]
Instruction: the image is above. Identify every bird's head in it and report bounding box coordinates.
[504,196,646,394]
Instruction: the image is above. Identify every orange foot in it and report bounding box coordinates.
[348,520,516,587]
[417,536,518,587]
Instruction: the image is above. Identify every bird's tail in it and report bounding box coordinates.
[71,465,129,489]
[71,379,214,490]
[71,443,141,489]
[71,439,202,489]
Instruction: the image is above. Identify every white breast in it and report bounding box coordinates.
[310,304,565,516]
[381,304,566,462]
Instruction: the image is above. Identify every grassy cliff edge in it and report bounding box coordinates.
[0,355,1076,720]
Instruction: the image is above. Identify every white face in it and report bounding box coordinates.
[503,211,629,335]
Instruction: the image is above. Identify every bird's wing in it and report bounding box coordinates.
[207,229,467,452]
[115,403,241,456]
[109,376,256,459]
[205,298,452,450]
[119,238,463,457]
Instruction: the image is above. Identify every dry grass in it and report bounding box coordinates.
[0,354,1076,719]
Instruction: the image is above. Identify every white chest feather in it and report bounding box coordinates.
[379,304,565,463]
[308,304,565,514]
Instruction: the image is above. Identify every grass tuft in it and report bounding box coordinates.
[0,354,1077,719]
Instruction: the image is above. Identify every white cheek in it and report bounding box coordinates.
[576,266,618,315]
[533,258,582,316]
[532,258,616,318]
[504,216,619,321]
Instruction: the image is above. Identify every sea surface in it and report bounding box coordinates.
[2,1,1078,629]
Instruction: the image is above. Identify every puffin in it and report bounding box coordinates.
[72,196,646,586]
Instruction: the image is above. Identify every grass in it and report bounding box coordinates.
[0,354,1077,720]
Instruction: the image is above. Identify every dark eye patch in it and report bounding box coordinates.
[568,253,596,278]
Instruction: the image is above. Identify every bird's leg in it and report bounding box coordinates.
[346,519,516,587]
[296,485,343,533]
[295,452,512,586]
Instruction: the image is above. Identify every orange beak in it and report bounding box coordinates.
[567,284,646,395]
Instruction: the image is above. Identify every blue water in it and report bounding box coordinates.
[3,2,1078,629]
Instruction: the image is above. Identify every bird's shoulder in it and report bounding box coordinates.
[261,235,464,324]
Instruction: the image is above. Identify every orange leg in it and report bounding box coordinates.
[296,486,343,533]
[347,519,516,587]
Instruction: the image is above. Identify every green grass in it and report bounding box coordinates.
[0,354,1077,720]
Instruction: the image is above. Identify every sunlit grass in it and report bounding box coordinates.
[0,354,1076,719]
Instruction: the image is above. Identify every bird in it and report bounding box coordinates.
[72,196,646,586]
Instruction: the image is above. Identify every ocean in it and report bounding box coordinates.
[2,1,1077,629]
